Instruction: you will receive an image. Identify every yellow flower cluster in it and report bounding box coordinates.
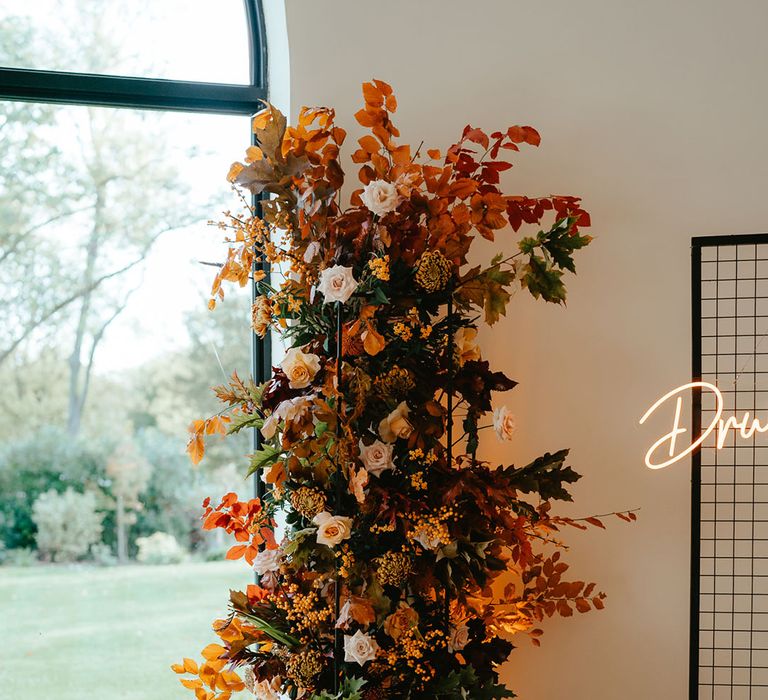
[408,448,437,465]
[274,584,333,637]
[374,367,415,402]
[410,471,427,491]
[368,254,390,281]
[375,551,412,587]
[369,521,397,534]
[414,250,452,292]
[289,487,327,519]
[393,322,413,341]
[285,648,324,687]
[407,506,455,549]
[338,543,355,579]
[383,628,446,685]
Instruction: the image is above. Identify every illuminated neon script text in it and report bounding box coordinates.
[639,381,768,469]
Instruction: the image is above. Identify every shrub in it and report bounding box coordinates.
[89,542,117,566]
[135,531,186,565]
[0,546,37,567]
[0,427,108,550]
[32,488,104,562]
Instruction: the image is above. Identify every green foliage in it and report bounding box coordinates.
[457,253,515,325]
[311,676,367,700]
[429,667,516,698]
[506,449,582,502]
[135,531,187,565]
[32,488,104,562]
[247,445,282,477]
[0,426,108,550]
[518,217,592,304]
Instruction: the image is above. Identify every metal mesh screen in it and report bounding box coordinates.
[694,235,768,699]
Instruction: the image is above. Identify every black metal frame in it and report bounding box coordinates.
[0,1,271,490]
[691,232,768,699]
[0,0,267,115]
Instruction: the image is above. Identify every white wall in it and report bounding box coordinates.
[275,1,768,696]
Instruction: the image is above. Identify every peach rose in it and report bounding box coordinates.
[358,439,395,476]
[378,401,413,443]
[312,511,353,547]
[280,347,321,389]
[383,601,419,640]
[493,406,516,441]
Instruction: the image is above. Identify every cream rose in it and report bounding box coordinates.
[280,347,321,389]
[252,547,283,577]
[358,439,395,476]
[360,179,400,217]
[343,629,379,666]
[447,622,470,652]
[378,401,413,443]
[261,395,314,440]
[383,601,419,640]
[317,265,358,304]
[493,406,516,441]
[454,327,481,365]
[312,511,353,547]
[253,676,283,700]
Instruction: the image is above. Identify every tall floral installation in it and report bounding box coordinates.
[175,80,635,700]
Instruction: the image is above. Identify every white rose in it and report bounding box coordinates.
[261,395,315,439]
[378,402,413,443]
[447,623,470,652]
[493,406,516,441]
[280,347,321,389]
[360,179,400,217]
[253,676,283,700]
[343,629,379,666]
[252,548,283,577]
[358,439,395,476]
[317,265,358,304]
[312,511,353,547]
[454,327,481,366]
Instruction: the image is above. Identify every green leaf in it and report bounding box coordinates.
[227,412,264,435]
[520,255,566,304]
[311,675,367,699]
[429,667,515,698]
[246,445,281,477]
[456,261,514,325]
[504,449,582,502]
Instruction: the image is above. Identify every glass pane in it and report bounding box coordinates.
[0,101,255,699]
[0,0,251,84]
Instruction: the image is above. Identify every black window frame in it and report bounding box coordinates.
[0,0,272,496]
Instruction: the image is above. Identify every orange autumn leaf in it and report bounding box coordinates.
[200,644,226,661]
[362,325,386,355]
[186,434,205,465]
[358,135,380,154]
[225,544,247,560]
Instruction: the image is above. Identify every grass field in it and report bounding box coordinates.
[0,561,249,699]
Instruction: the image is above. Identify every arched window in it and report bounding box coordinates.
[0,3,269,696]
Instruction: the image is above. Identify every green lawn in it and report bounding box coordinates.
[0,561,249,699]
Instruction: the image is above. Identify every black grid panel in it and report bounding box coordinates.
[693,234,768,700]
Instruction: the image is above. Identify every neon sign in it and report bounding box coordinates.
[639,381,768,469]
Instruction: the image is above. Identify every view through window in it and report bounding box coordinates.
[0,3,263,699]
